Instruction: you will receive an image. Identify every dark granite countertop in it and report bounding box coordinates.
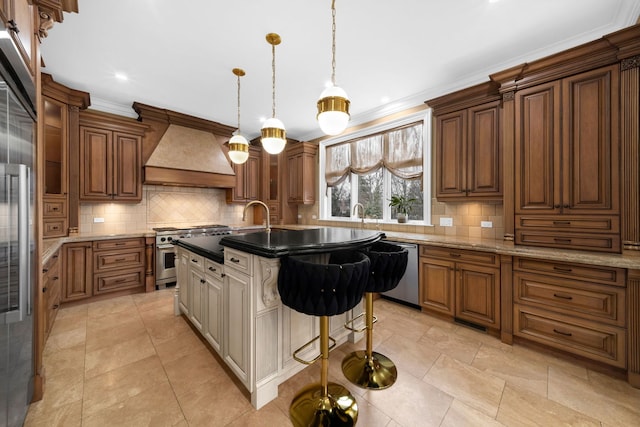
[175,235,226,264]
[219,227,385,259]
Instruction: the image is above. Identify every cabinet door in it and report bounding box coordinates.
[436,110,467,198]
[62,242,92,302]
[562,65,619,215]
[287,153,302,203]
[419,257,455,316]
[80,126,113,201]
[204,274,224,354]
[3,0,35,76]
[467,101,501,198]
[224,268,249,385]
[515,81,562,214]
[189,268,205,331]
[43,98,68,196]
[113,132,142,201]
[177,250,189,315]
[227,148,260,203]
[456,262,500,328]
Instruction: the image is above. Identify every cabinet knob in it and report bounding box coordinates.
[230,257,240,263]
[563,204,570,208]
[208,267,216,272]
[200,279,206,284]
[7,20,18,32]
[53,304,59,310]
[554,204,561,208]
[221,273,226,278]
[42,287,47,293]
[42,268,49,273]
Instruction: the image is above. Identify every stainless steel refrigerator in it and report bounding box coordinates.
[0,46,37,426]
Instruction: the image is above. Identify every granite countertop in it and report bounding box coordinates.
[219,227,385,258]
[175,236,226,264]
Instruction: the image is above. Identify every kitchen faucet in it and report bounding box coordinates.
[353,203,365,226]
[243,200,271,232]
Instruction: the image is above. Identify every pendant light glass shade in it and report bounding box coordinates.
[261,117,286,154]
[261,33,286,155]
[229,68,249,164]
[317,0,350,136]
[228,133,249,164]
[317,85,350,136]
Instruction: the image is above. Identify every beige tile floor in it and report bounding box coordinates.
[24,289,640,427]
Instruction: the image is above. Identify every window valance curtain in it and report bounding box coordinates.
[325,122,423,188]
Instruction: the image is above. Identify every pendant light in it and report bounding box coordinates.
[228,68,250,165]
[261,33,287,155]
[317,0,350,136]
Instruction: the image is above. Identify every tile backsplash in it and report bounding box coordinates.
[78,185,248,233]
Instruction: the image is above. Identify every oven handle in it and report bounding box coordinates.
[157,244,176,250]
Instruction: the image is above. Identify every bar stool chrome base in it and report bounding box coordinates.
[290,382,358,427]
[342,350,397,389]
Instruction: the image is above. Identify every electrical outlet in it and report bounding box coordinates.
[312,215,317,219]
[93,217,105,223]
[439,217,453,227]
[481,221,493,228]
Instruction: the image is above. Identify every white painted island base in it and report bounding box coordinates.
[175,245,365,409]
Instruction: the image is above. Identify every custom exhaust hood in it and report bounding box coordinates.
[133,102,237,188]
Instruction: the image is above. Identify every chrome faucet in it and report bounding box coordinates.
[243,200,271,232]
[353,203,365,225]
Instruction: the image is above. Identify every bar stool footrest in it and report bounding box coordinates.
[344,312,377,333]
[292,334,337,365]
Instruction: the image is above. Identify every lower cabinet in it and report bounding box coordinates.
[43,249,61,339]
[203,259,224,354]
[223,265,249,384]
[62,237,146,304]
[419,246,500,330]
[513,257,626,368]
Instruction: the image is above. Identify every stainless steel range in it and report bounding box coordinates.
[154,224,231,289]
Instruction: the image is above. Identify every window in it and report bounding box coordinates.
[319,110,432,224]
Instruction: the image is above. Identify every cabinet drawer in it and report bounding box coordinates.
[420,246,499,267]
[514,304,625,368]
[43,219,67,238]
[516,215,619,233]
[204,258,223,280]
[94,248,144,272]
[513,257,625,286]
[514,272,625,326]
[93,238,144,251]
[515,230,620,253]
[188,253,205,271]
[225,248,253,275]
[43,200,66,217]
[94,268,145,295]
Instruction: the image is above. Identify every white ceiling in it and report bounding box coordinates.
[40,0,640,142]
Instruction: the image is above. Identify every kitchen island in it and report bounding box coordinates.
[174,227,384,409]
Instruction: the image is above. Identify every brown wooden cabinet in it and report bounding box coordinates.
[41,74,90,237]
[79,110,147,202]
[513,257,626,368]
[428,82,502,201]
[42,249,60,340]
[259,144,297,225]
[514,65,620,252]
[93,238,145,296]
[286,142,317,205]
[62,242,92,302]
[419,246,500,330]
[0,0,36,76]
[226,145,261,203]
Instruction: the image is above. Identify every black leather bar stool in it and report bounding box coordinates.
[278,251,370,427]
[342,241,408,390]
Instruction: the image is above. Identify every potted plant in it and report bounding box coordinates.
[388,195,415,223]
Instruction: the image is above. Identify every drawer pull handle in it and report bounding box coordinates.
[115,243,126,246]
[208,267,217,272]
[52,207,59,211]
[553,293,573,300]
[53,276,59,281]
[449,253,461,258]
[221,273,226,278]
[553,266,573,272]
[115,278,126,283]
[42,287,47,293]
[230,257,240,263]
[553,329,572,337]
[200,279,206,284]
[115,258,126,262]
[553,221,571,225]
[42,268,49,273]
[53,304,59,309]
[554,238,572,243]
[191,259,199,263]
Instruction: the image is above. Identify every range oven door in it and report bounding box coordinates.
[156,244,177,287]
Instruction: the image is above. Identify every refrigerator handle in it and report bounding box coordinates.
[18,164,31,318]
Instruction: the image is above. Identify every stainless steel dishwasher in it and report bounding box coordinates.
[381,241,419,308]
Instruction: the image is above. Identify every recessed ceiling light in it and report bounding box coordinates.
[114,72,128,81]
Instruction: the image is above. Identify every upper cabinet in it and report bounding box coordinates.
[79,110,148,202]
[286,142,317,205]
[427,82,503,201]
[513,65,620,252]
[41,73,90,237]
[226,145,261,204]
[0,0,36,76]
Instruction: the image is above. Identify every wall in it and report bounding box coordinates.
[78,185,249,234]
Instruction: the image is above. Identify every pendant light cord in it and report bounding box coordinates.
[237,74,242,133]
[272,43,277,118]
[331,0,337,86]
